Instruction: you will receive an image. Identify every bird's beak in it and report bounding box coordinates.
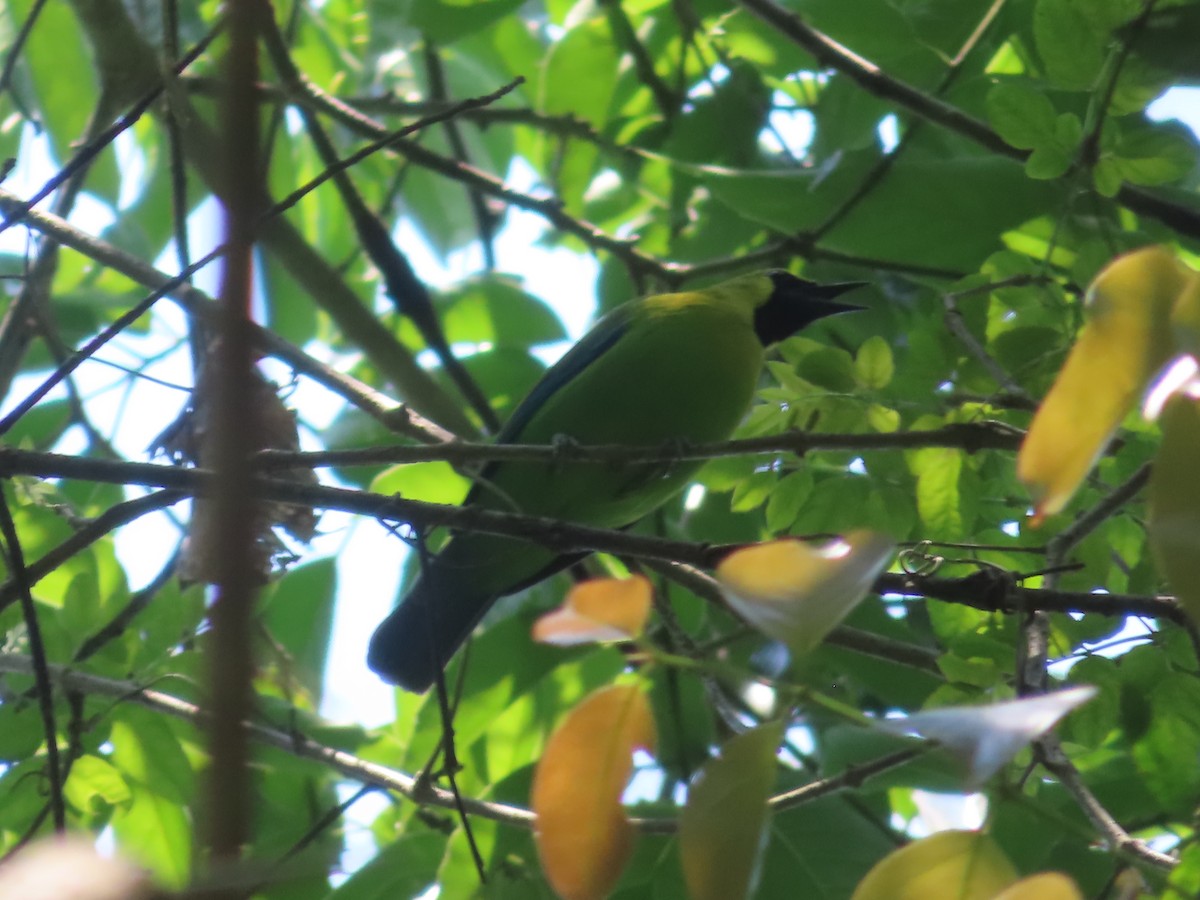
[809,281,868,317]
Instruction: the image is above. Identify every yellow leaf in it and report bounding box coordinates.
[716,531,895,655]
[532,685,656,900]
[1149,397,1200,623]
[680,722,783,900]
[1018,246,1189,520]
[850,830,1018,900]
[1169,272,1200,358]
[994,872,1084,900]
[532,576,653,645]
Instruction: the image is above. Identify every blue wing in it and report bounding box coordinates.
[494,302,635,444]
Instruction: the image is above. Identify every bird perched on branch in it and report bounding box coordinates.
[368,269,865,692]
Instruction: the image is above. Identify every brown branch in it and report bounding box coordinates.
[1047,463,1151,561]
[877,570,1184,627]
[0,447,1184,629]
[1036,734,1176,870]
[202,0,260,867]
[254,421,1025,471]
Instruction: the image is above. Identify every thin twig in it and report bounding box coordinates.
[0,487,64,831]
[1036,734,1176,870]
[254,421,1026,471]
[1047,463,1151,561]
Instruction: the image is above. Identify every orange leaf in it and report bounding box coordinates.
[1018,246,1190,521]
[533,576,653,645]
[532,684,656,900]
[680,721,783,900]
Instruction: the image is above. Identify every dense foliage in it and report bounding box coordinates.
[2,0,1200,897]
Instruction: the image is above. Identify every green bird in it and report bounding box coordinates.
[368,270,864,692]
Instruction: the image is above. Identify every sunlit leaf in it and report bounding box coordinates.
[1018,246,1190,520]
[877,686,1097,787]
[716,532,896,656]
[532,684,656,900]
[855,335,895,389]
[993,871,1084,899]
[850,830,1018,900]
[680,721,783,900]
[63,755,132,814]
[110,788,191,888]
[369,460,472,505]
[533,575,652,645]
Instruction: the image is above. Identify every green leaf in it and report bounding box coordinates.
[854,336,895,389]
[765,469,813,533]
[399,0,526,44]
[1035,0,1135,90]
[986,82,1058,150]
[675,149,1056,271]
[797,347,859,393]
[1149,398,1200,623]
[399,276,567,350]
[1167,842,1200,899]
[1124,5,1200,78]
[1107,122,1199,187]
[370,460,472,505]
[1133,673,1200,815]
[108,709,194,804]
[1091,157,1124,197]
[539,20,619,128]
[731,470,777,513]
[913,448,964,538]
[758,792,896,896]
[260,559,337,699]
[328,833,445,899]
[866,404,900,433]
[680,722,783,900]
[110,788,191,888]
[1025,145,1073,180]
[63,754,132,814]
